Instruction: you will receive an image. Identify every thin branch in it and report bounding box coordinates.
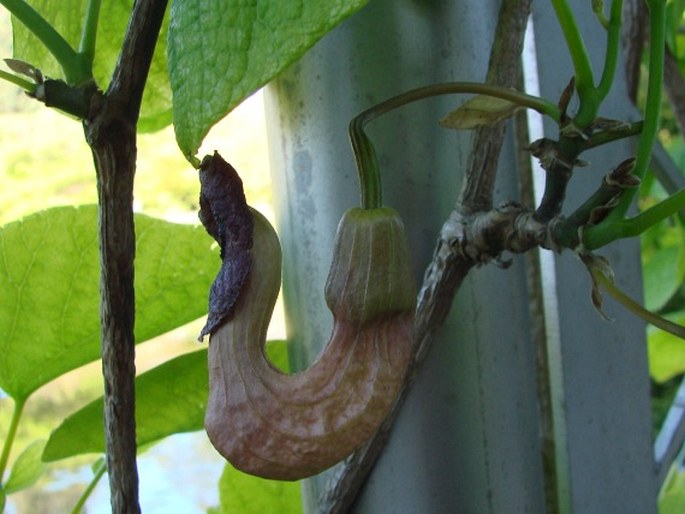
[0,68,34,90]
[79,0,102,66]
[70,458,107,514]
[550,0,596,124]
[596,0,624,102]
[315,0,532,511]
[458,0,532,212]
[621,0,648,103]
[583,120,642,150]
[664,45,685,136]
[585,0,667,247]
[0,398,26,483]
[106,0,168,122]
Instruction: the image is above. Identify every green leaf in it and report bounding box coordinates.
[440,94,521,130]
[43,341,289,461]
[11,1,83,79]
[0,205,218,400]
[265,340,290,373]
[91,456,106,475]
[92,2,172,132]
[661,491,685,514]
[665,0,685,54]
[44,349,207,461]
[4,439,47,494]
[660,468,685,514]
[133,211,218,343]
[167,0,371,161]
[217,461,302,514]
[11,1,171,131]
[643,246,682,311]
[648,311,685,382]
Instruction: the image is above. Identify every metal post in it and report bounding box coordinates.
[264,1,656,512]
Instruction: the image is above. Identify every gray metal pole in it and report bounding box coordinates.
[264,1,656,512]
[529,3,657,513]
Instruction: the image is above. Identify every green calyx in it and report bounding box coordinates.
[325,207,416,324]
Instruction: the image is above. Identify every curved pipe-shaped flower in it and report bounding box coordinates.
[205,208,415,480]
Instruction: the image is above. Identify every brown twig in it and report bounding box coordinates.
[82,1,169,512]
[623,0,685,142]
[664,46,685,136]
[315,0,531,511]
[621,0,648,103]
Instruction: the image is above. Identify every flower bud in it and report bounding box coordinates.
[325,207,416,324]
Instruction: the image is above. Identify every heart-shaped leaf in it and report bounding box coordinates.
[167,0,370,161]
[0,205,218,401]
[43,349,208,461]
[43,341,289,461]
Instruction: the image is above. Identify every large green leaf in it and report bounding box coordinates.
[43,341,290,460]
[11,1,171,131]
[0,205,217,400]
[167,0,371,161]
[217,461,302,514]
[43,349,207,461]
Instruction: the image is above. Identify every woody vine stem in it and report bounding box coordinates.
[84,3,170,512]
